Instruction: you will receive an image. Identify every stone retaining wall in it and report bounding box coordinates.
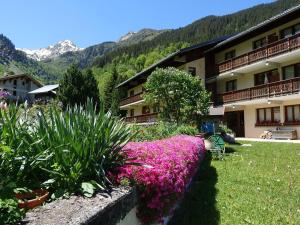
[23,187,137,225]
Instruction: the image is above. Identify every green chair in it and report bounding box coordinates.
[208,134,225,160]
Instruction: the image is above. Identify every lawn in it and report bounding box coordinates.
[169,141,300,225]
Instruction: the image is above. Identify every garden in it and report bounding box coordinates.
[0,101,207,225]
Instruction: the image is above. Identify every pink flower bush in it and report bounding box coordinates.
[117,135,206,224]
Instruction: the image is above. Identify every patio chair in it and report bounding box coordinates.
[207,134,225,160]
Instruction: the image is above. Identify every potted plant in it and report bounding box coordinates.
[15,189,49,209]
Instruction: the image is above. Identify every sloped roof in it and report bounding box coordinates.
[29,84,59,94]
[116,35,230,88]
[208,4,300,52]
[0,74,43,87]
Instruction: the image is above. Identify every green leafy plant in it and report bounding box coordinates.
[144,67,211,124]
[34,100,133,196]
[218,123,234,135]
[0,182,25,225]
[0,198,25,225]
[131,121,198,142]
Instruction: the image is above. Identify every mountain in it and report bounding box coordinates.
[0,34,57,82]
[1,0,300,84]
[39,29,167,78]
[118,29,168,45]
[18,40,83,61]
[93,0,300,68]
[118,31,136,42]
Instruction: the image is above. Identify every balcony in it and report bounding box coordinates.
[217,33,300,74]
[120,92,144,107]
[221,77,300,104]
[124,113,158,123]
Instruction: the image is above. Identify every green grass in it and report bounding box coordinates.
[169,141,300,225]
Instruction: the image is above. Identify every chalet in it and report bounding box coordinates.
[0,73,43,102]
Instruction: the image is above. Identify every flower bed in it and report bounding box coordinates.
[116,135,206,224]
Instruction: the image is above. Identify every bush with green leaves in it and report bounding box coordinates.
[144,67,211,124]
[0,183,25,225]
[131,121,198,142]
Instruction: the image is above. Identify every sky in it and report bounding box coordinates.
[0,0,275,49]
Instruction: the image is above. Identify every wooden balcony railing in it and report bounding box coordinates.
[124,113,158,123]
[221,77,300,104]
[218,33,300,73]
[120,92,144,106]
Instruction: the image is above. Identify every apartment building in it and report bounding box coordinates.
[206,5,300,138]
[118,5,300,139]
[117,37,228,123]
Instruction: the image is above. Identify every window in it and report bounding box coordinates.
[142,106,151,114]
[13,90,16,96]
[283,63,300,80]
[188,67,196,76]
[280,23,300,39]
[224,50,236,60]
[226,79,237,92]
[13,80,17,86]
[256,107,280,125]
[129,90,134,97]
[254,69,279,86]
[285,105,300,124]
[130,109,134,117]
[253,37,267,50]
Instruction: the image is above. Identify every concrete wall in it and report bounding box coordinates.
[181,58,206,85]
[227,99,300,139]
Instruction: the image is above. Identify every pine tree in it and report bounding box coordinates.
[103,66,119,112]
[58,64,100,107]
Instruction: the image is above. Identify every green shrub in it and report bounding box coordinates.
[131,121,198,142]
[218,123,234,135]
[0,198,24,225]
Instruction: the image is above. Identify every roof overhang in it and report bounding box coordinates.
[116,36,230,89]
[207,4,300,53]
[29,84,59,94]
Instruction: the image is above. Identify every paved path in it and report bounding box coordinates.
[236,137,300,144]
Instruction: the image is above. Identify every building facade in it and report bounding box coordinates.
[0,74,43,102]
[118,5,300,139]
[206,6,300,138]
[117,38,227,124]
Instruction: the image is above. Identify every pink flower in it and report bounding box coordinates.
[115,135,206,224]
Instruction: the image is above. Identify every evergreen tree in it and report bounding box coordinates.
[103,66,119,113]
[58,64,100,107]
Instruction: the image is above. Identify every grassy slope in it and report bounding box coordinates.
[169,141,300,225]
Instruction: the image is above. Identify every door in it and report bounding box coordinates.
[225,111,245,137]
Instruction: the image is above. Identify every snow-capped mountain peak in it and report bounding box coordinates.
[18,40,83,61]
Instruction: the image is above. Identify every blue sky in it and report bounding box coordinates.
[0,0,274,49]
